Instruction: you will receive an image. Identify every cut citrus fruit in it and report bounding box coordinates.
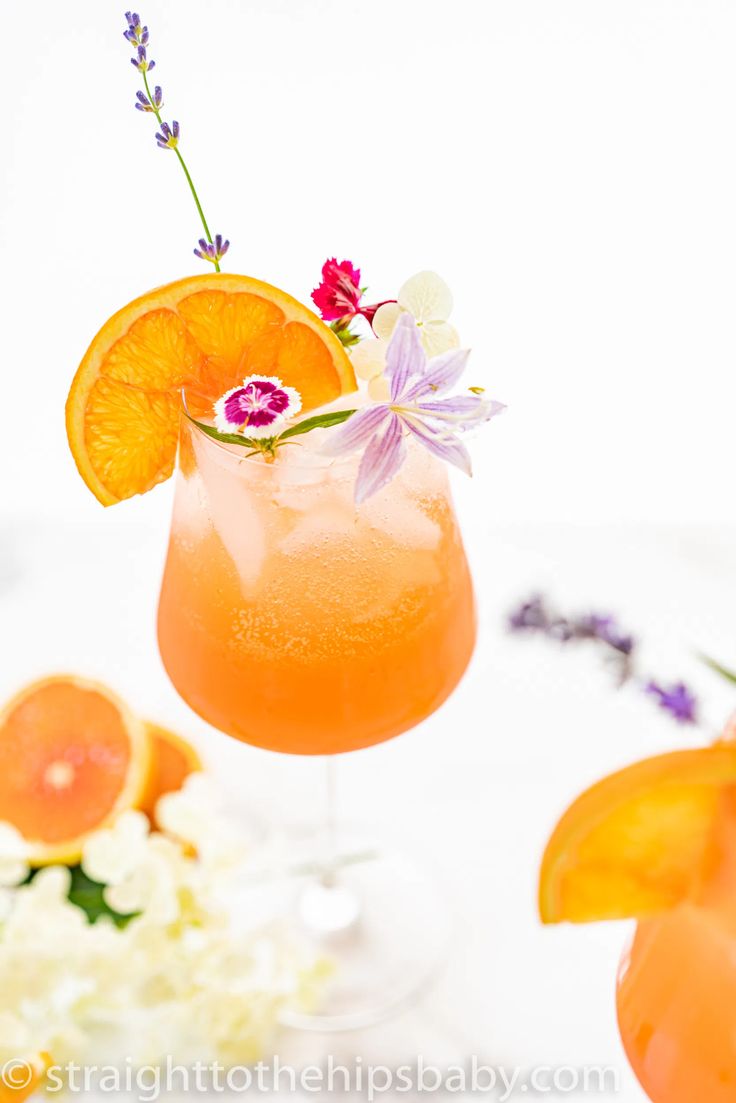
[66,273,357,505]
[0,676,150,865]
[539,746,736,924]
[0,1053,51,1102]
[139,722,202,821]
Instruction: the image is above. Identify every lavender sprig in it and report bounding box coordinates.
[124,11,228,272]
[507,594,699,726]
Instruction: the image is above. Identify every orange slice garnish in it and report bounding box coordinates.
[539,746,736,923]
[0,676,150,865]
[139,722,202,823]
[66,273,357,505]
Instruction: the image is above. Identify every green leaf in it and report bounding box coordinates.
[277,409,357,440]
[66,866,139,929]
[184,414,260,450]
[185,409,357,451]
[22,865,138,927]
[699,653,736,686]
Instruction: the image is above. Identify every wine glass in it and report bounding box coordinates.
[157,412,477,1027]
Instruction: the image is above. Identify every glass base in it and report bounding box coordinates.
[279,832,452,1032]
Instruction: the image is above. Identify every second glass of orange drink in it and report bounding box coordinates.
[539,738,736,1099]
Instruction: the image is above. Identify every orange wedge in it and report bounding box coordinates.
[139,722,202,822]
[0,677,150,865]
[66,273,357,505]
[539,746,736,924]
[0,1054,51,1102]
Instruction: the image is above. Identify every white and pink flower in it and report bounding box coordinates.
[214,375,302,439]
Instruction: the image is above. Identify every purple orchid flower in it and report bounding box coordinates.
[326,313,505,503]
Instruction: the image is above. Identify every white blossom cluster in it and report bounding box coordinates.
[0,776,325,1071]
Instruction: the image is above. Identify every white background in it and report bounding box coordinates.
[3,2,736,1100]
[3,0,736,522]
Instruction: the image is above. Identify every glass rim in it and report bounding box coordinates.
[179,389,358,475]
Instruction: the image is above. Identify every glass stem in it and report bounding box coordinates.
[322,757,338,887]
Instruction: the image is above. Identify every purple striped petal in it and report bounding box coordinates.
[402,348,470,402]
[401,415,473,477]
[385,314,425,401]
[322,403,391,456]
[415,395,506,428]
[355,414,406,504]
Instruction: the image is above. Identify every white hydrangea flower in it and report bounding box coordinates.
[0,776,326,1071]
[350,340,391,401]
[81,810,150,885]
[0,822,30,887]
[372,270,460,357]
[156,774,246,869]
[103,835,183,925]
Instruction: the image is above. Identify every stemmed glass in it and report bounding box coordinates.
[157,410,477,1027]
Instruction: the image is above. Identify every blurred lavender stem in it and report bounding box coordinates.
[507,594,701,729]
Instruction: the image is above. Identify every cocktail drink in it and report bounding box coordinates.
[156,391,482,1026]
[616,791,736,1102]
[539,743,736,1102]
[64,9,506,1036]
[66,264,501,1027]
[158,416,476,756]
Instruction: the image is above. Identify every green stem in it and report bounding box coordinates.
[142,70,221,273]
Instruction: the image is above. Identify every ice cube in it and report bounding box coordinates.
[361,488,441,550]
[192,434,267,590]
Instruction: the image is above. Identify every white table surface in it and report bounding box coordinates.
[3,490,736,1100]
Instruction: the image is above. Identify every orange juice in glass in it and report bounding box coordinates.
[617,791,736,1101]
[157,415,476,756]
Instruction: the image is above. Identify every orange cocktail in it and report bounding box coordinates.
[616,792,736,1102]
[539,745,736,1100]
[157,416,476,755]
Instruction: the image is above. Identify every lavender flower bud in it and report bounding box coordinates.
[194,234,231,264]
[155,120,180,149]
[645,681,698,724]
